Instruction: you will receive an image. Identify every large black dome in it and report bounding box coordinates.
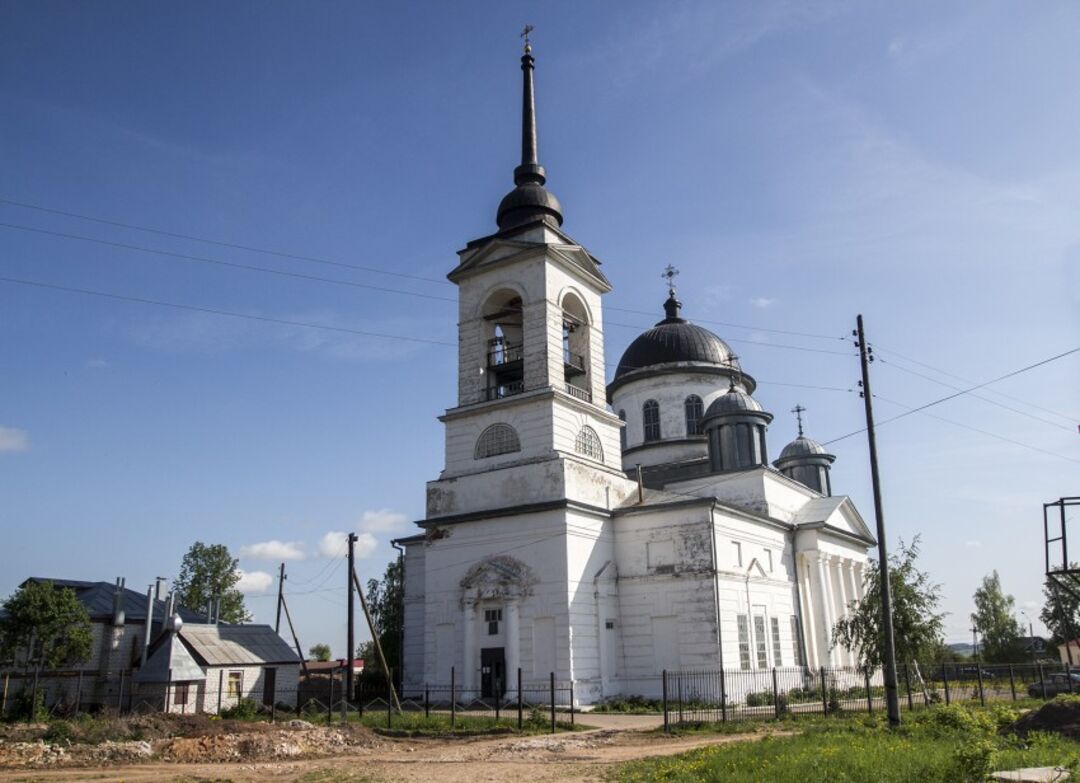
[613,293,738,380]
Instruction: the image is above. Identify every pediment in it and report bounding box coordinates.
[449,239,544,281]
[793,495,875,545]
[460,555,537,600]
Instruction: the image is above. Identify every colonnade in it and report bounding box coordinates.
[797,551,865,669]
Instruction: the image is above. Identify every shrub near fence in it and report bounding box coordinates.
[661,661,1079,730]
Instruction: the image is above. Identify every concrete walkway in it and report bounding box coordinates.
[573,712,665,730]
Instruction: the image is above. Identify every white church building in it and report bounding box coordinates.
[395,41,874,705]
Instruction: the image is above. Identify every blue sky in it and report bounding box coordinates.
[1,1,1077,656]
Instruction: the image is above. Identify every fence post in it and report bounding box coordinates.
[942,663,950,705]
[677,672,684,725]
[217,670,223,715]
[30,670,39,724]
[1067,663,1074,695]
[327,672,334,726]
[450,666,456,729]
[1007,665,1016,701]
[720,667,727,723]
[1038,663,1046,700]
[569,680,574,726]
[75,671,83,715]
[358,680,364,719]
[976,664,986,707]
[495,675,501,722]
[343,671,350,723]
[662,670,669,734]
[549,672,556,734]
[1,673,8,719]
[425,684,430,719]
[517,668,523,731]
[387,678,392,729]
[773,668,780,720]
[820,667,828,716]
[865,670,873,714]
[903,664,913,711]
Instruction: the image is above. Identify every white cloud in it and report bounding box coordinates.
[236,570,274,594]
[359,509,409,533]
[240,540,306,561]
[318,531,377,559]
[0,427,29,453]
[84,358,110,369]
[749,297,774,309]
[963,540,983,549]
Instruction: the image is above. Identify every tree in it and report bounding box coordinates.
[363,557,403,675]
[832,537,945,674]
[173,542,251,623]
[1040,567,1080,645]
[0,581,93,672]
[309,643,332,662]
[972,570,1024,663]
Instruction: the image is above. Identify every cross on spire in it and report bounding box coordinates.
[792,404,806,437]
[520,24,534,53]
[662,264,680,296]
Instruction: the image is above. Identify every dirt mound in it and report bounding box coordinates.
[1009,697,1080,740]
[159,726,376,763]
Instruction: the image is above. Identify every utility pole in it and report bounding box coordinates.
[275,562,286,634]
[346,533,357,704]
[855,314,901,727]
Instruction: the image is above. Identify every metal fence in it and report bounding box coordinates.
[661,661,1080,730]
[0,667,576,734]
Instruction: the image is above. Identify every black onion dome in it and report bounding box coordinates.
[614,293,738,380]
[497,181,563,230]
[779,435,829,460]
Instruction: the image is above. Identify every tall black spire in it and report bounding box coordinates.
[496,29,563,231]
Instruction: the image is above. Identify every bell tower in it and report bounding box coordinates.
[426,38,635,520]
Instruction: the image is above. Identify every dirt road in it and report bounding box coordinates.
[0,717,780,783]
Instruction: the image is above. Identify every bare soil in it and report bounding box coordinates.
[1010,698,1080,741]
[0,717,784,783]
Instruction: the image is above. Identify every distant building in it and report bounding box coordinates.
[1059,639,1079,666]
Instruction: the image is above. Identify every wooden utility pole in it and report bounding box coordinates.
[346,534,357,703]
[856,314,901,727]
[275,562,286,634]
[279,592,309,677]
[350,566,401,711]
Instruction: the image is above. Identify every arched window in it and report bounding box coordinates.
[618,409,627,451]
[643,400,661,442]
[684,395,704,436]
[574,426,604,461]
[474,423,521,459]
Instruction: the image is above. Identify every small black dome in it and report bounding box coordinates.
[778,435,829,460]
[496,182,563,230]
[614,301,736,380]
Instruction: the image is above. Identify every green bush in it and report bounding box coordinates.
[220,698,260,720]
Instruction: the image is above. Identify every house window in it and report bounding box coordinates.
[737,615,751,671]
[474,423,521,459]
[605,620,615,630]
[227,670,243,698]
[618,409,627,451]
[754,615,768,669]
[574,426,604,460]
[771,617,783,667]
[174,682,189,706]
[485,608,502,635]
[791,616,805,667]
[765,549,774,573]
[684,395,704,435]
[643,400,661,442]
[733,541,742,568]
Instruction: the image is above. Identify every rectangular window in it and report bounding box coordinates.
[227,670,243,698]
[737,615,751,671]
[174,681,189,706]
[771,617,783,667]
[485,608,502,635]
[766,549,774,572]
[647,540,675,570]
[733,541,742,568]
[754,615,768,669]
[790,616,805,667]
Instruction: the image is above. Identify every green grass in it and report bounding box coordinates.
[614,703,1080,783]
[344,709,584,735]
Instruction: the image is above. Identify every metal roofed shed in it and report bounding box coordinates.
[180,624,299,667]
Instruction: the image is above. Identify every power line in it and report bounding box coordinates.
[873,394,1080,466]
[0,197,450,286]
[0,275,457,347]
[823,345,1080,446]
[603,319,853,356]
[605,304,844,342]
[874,343,1079,424]
[879,357,1076,433]
[0,222,458,303]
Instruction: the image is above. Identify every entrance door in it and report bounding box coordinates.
[262,667,277,708]
[480,647,505,699]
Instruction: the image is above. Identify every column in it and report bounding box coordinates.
[814,552,835,667]
[853,563,866,600]
[462,590,477,692]
[505,600,520,698]
[833,558,852,666]
[797,553,818,669]
[843,561,860,614]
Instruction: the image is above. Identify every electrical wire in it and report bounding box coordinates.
[0,197,450,286]
[0,275,457,347]
[0,222,457,303]
[822,345,1080,446]
[605,304,845,342]
[603,319,853,356]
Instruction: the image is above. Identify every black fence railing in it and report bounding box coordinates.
[661,661,1079,730]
